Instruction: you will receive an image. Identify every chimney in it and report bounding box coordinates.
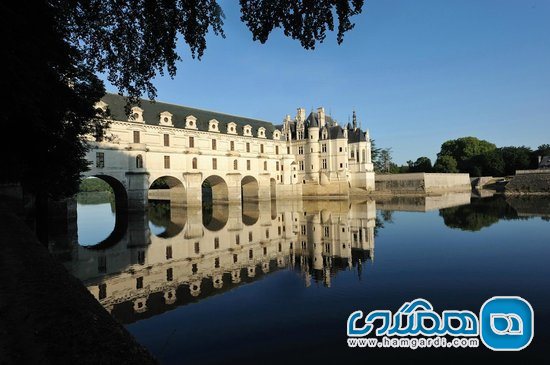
[297,108,306,122]
[317,107,326,127]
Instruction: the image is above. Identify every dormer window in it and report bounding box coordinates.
[243,125,252,137]
[95,100,108,114]
[209,119,219,132]
[257,127,266,139]
[227,122,237,135]
[185,115,197,129]
[273,130,280,140]
[159,111,173,126]
[130,107,144,123]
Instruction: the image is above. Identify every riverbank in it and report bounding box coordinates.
[0,211,157,364]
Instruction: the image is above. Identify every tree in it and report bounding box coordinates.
[472,149,505,177]
[2,1,365,200]
[499,146,532,175]
[408,157,432,173]
[379,148,393,173]
[433,155,459,173]
[437,137,496,174]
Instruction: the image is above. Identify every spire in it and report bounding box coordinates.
[352,110,357,130]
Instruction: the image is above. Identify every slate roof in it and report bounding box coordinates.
[347,127,368,143]
[101,93,276,138]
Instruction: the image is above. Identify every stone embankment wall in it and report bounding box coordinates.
[375,173,471,194]
[0,190,157,364]
[505,170,550,194]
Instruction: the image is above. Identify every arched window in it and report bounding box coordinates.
[192,157,197,169]
[136,154,143,168]
[233,159,238,170]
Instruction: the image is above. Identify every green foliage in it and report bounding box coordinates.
[499,146,532,175]
[239,0,364,49]
[79,178,114,193]
[437,137,496,175]
[408,156,432,173]
[470,149,505,177]
[433,155,459,173]
[150,178,170,189]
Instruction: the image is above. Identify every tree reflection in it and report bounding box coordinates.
[439,195,526,231]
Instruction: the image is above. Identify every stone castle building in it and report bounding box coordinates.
[86,94,374,209]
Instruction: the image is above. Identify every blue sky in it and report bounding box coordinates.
[101,0,550,164]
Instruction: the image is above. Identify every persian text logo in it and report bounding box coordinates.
[347,297,534,351]
[480,296,534,351]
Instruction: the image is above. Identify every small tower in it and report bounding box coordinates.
[352,110,357,130]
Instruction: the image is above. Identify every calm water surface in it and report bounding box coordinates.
[50,193,550,363]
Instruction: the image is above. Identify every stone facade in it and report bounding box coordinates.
[84,94,375,209]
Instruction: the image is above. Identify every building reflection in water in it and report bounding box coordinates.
[51,199,376,324]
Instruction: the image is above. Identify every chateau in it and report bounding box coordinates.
[87,94,374,209]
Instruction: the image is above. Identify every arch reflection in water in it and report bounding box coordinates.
[76,176,128,249]
[59,199,376,324]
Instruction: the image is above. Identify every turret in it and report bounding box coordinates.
[297,107,306,122]
[317,107,326,127]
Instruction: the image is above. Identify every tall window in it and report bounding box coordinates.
[234,159,238,170]
[136,154,143,168]
[260,144,264,153]
[212,139,217,150]
[298,146,304,154]
[212,158,217,170]
[275,146,279,155]
[96,152,104,168]
[214,237,220,249]
[136,277,143,289]
[194,241,200,254]
[247,160,251,170]
[230,141,235,151]
[166,268,173,281]
[287,147,290,154]
[164,134,170,146]
[192,157,197,169]
[276,161,280,171]
[133,131,140,143]
[189,136,194,148]
[263,161,267,170]
[299,161,304,171]
[166,245,172,260]
[322,159,327,169]
[249,232,253,242]
[322,144,327,153]
[246,142,250,152]
[164,155,170,169]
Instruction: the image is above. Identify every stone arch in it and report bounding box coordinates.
[202,175,229,203]
[80,174,129,250]
[149,175,186,206]
[241,175,259,201]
